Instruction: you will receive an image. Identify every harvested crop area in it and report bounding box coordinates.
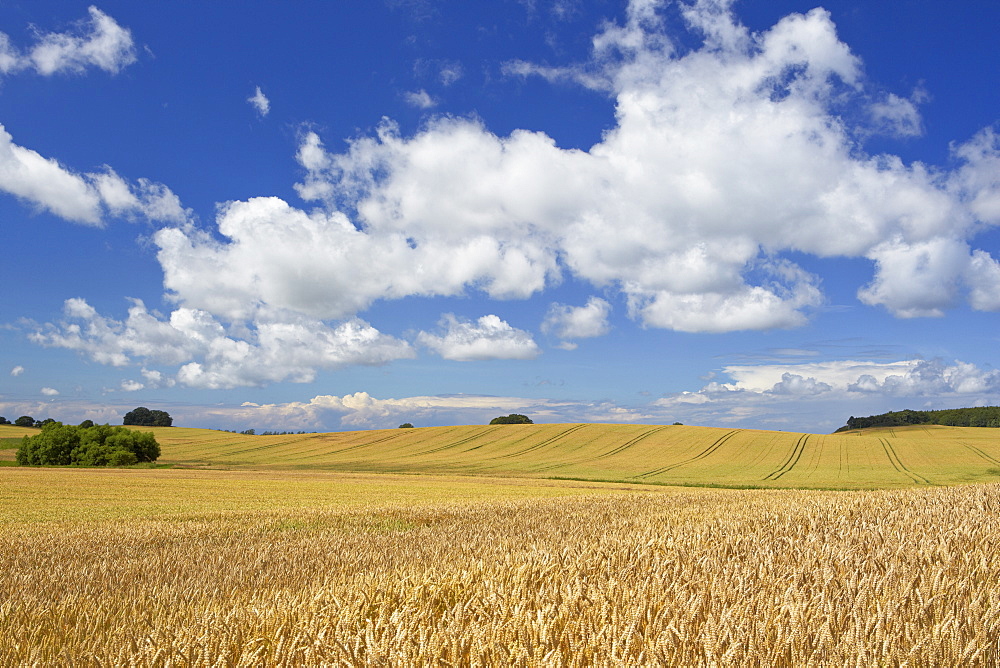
[2,469,998,665]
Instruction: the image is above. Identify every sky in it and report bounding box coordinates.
[1,0,999,434]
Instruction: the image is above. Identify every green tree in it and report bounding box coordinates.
[123,407,152,425]
[123,407,173,427]
[150,410,172,427]
[14,415,35,428]
[17,422,160,467]
[0,416,9,425]
[399,423,414,428]
[489,414,533,425]
[16,422,77,465]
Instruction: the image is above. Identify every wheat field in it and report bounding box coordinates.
[2,467,998,665]
[115,422,1000,488]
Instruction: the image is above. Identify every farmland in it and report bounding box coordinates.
[130,422,1000,489]
[3,423,1000,663]
[1,467,998,664]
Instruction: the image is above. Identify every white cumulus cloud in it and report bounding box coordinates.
[542,297,611,345]
[208,0,997,335]
[417,314,541,361]
[0,6,136,77]
[30,297,414,389]
[0,124,188,226]
[10,365,24,377]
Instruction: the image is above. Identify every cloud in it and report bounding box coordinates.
[120,380,143,392]
[437,61,463,86]
[206,391,657,430]
[140,368,174,389]
[40,387,59,396]
[693,359,1000,399]
[0,6,136,77]
[648,357,1000,431]
[404,89,436,109]
[157,195,558,322]
[869,92,924,138]
[542,297,611,342]
[248,86,270,116]
[417,314,541,361]
[723,360,921,394]
[22,0,1000,391]
[0,11,181,226]
[769,373,833,396]
[0,124,104,224]
[10,365,24,377]
[237,392,546,429]
[30,297,414,389]
[0,124,188,226]
[857,237,971,317]
[227,0,997,335]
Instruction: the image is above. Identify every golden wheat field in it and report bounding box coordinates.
[128,422,1000,489]
[2,467,999,665]
[5,424,1000,664]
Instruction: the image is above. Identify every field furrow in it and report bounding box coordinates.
[11,422,1000,489]
[635,429,740,478]
[881,438,932,485]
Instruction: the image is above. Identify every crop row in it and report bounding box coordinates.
[136,423,1000,488]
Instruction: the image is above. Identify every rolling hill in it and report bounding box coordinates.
[125,422,1000,489]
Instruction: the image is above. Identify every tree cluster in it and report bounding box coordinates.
[16,422,161,467]
[0,416,55,428]
[489,414,533,425]
[123,407,173,427]
[837,406,1000,432]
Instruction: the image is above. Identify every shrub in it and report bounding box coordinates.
[17,422,160,467]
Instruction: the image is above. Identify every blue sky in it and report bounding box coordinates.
[1,0,999,434]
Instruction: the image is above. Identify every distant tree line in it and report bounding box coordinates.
[837,406,1000,432]
[1,407,174,429]
[219,429,312,435]
[16,422,161,467]
[0,416,56,428]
